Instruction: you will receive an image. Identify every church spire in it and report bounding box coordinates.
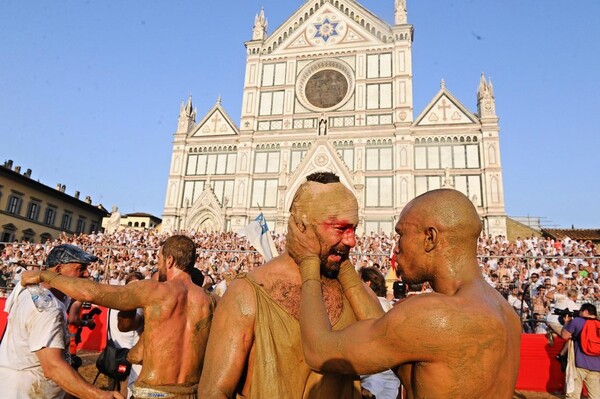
[252,7,268,41]
[477,73,496,118]
[177,94,197,134]
[395,0,407,25]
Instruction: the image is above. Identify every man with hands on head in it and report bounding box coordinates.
[288,189,522,399]
[21,235,215,399]
[0,244,122,399]
[198,172,382,399]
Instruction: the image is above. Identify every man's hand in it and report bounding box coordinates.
[20,270,41,286]
[287,215,322,283]
[286,214,321,264]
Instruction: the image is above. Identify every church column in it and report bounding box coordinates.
[477,74,506,237]
[162,96,196,232]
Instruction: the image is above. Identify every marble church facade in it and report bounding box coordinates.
[162,0,507,236]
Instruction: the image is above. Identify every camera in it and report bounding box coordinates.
[553,308,579,325]
[81,306,102,330]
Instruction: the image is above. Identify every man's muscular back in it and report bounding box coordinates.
[138,277,214,386]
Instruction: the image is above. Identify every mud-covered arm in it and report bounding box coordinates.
[22,270,154,311]
[337,260,384,320]
[300,273,456,375]
[198,278,255,398]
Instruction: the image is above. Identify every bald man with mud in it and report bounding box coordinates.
[198,172,380,398]
[289,189,522,399]
[22,235,215,399]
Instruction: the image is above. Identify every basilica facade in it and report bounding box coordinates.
[162,0,507,236]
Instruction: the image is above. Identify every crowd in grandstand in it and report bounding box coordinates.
[1,229,599,333]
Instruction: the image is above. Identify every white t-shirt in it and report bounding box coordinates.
[0,285,69,398]
[108,308,143,397]
[360,297,400,399]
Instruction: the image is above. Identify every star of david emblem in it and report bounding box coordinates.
[313,18,339,42]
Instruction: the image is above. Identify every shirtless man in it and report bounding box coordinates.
[22,235,215,399]
[289,189,522,399]
[198,172,380,398]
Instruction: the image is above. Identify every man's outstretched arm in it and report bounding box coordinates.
[22,270,152,311]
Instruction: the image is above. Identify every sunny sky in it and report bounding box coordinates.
[1,0,599,228]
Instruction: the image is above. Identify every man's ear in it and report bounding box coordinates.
[424,227,438,252]
[54,265,62,274]
[295,214,308,233]
[166,255,175,269]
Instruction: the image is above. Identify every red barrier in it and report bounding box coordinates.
[0,297,7,338]
[0,297,107,351]
[77,305,109,351]
[517,334,566,393]
[0,297,570,394]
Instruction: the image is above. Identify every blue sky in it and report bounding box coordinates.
[1,0,599,228]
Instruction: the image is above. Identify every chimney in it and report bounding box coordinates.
[14,166,21,173]
[24,169,32,178]
[60,184,66,193]
[4,159,13,169]
[85,196,92,204]
[74,191,80,199]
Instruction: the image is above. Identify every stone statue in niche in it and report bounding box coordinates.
[106,206,121,234]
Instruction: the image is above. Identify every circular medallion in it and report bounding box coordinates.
[305,70,348,109]
[315,153,329,167]
[296,59,355,112]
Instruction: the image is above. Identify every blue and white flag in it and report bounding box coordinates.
[237,213,278,262]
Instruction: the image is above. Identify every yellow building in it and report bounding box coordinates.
[0,161,108,243]
[101,212,162,232]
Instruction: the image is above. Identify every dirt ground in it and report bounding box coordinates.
[77,350,567,399]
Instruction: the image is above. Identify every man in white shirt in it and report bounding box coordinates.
[0,244,122,399]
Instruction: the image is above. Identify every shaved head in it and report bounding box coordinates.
[394,189,482,283]
[403,189,482,244]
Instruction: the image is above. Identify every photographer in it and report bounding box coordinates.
[561,303,600,398]
[67,300,100,370]
[546,288,581,369]
[546,287,580,335]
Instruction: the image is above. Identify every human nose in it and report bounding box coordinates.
[342,231,356,248]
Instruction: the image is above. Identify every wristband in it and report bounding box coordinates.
[337,260,361,291]
[299,256,321,284]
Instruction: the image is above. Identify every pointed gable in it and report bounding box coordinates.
[284,138,356,208]
[266,1,393,56]
[415,84,479,127]
[185,183,225,231]
[192,99,239,137]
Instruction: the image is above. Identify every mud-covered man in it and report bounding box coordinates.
[22,235,215,399]
[198,172,382,398]
[290,189,522,399]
